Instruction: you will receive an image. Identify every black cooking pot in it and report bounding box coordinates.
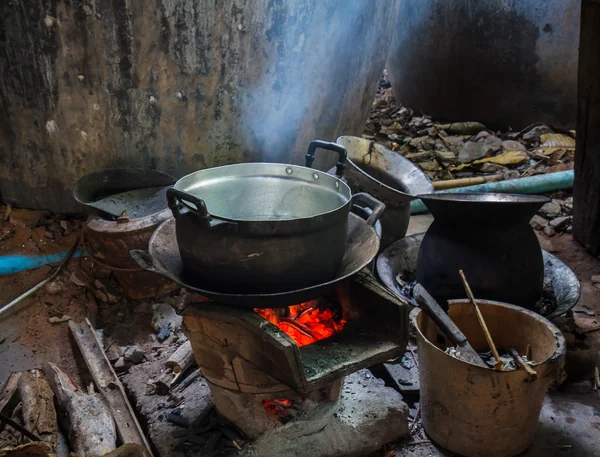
[167,141,385,293]
[416,193,550,309]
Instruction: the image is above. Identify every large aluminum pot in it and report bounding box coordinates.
[166,141,385,293]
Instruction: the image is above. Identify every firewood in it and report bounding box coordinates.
[42,363,116,457]
[0,373,22,433]
[165,341,195,374]
[68,320,154,457]
[0,373,22,414]
[153,371,175,395]
[17,370,58,449]
[0,441,56,457]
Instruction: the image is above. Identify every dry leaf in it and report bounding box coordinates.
[451,150,529,171]
[539,133,576,149]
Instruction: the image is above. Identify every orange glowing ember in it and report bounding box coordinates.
[255,301,346,347]
[263,398,297,419]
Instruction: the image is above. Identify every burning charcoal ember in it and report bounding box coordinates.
[262,398,301,423]
[255,298,346,347]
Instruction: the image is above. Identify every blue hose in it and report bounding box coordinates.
[0,250,87,275]
[410,170,574,214]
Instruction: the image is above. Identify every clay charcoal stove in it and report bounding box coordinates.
[181,271,409,449]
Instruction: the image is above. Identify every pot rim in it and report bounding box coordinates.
[410,299,566,370]
[173,162,353,223]
[417,192,551,204]
[336,135,434,198]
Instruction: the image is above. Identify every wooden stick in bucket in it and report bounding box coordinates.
[459,270,504,371]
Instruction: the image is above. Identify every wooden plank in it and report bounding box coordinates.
[69,319,154,457]
[43,362,117,457]
[573,1,600,255]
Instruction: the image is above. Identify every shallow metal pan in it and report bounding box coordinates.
[376,233,580,321]
[131,212,380,308]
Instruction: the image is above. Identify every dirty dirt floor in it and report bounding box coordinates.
[1,213,599,457]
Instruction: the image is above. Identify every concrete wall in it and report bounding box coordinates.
[0,0,400,212]
[387,0,580,130]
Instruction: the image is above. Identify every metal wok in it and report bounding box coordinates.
[130,211,381,308]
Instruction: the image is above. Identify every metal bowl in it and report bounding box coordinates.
[377,233,580,321]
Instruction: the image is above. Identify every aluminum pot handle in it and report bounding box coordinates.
[351,192,385,227]
[167,187,210,219]
[167,187,237,230]
[305,140,347,178]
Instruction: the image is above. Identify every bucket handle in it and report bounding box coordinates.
[167,188,237,230]
[351,192,385,227]
[305,140,347,178]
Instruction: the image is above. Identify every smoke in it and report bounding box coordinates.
[240,1,378,167]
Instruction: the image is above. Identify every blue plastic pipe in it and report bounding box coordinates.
[410,170,574,214]
[0,250,87,275]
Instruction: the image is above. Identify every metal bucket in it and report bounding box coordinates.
[412,300,566,457]
[331,136,433,248]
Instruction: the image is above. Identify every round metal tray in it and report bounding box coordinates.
[376,233,580,321]
[131,212,380,308]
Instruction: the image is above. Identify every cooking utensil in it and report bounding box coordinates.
[73,168,176,219]
[130,211,382,308]
[417,193,550,309]
[413,284,488,368]
[167,141,369,293]
[376,233,580,320]
[333,136,433,248]
[459,270,504,370]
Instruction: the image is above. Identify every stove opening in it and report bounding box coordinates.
[254,298,346,347]
[262,398,300,423]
